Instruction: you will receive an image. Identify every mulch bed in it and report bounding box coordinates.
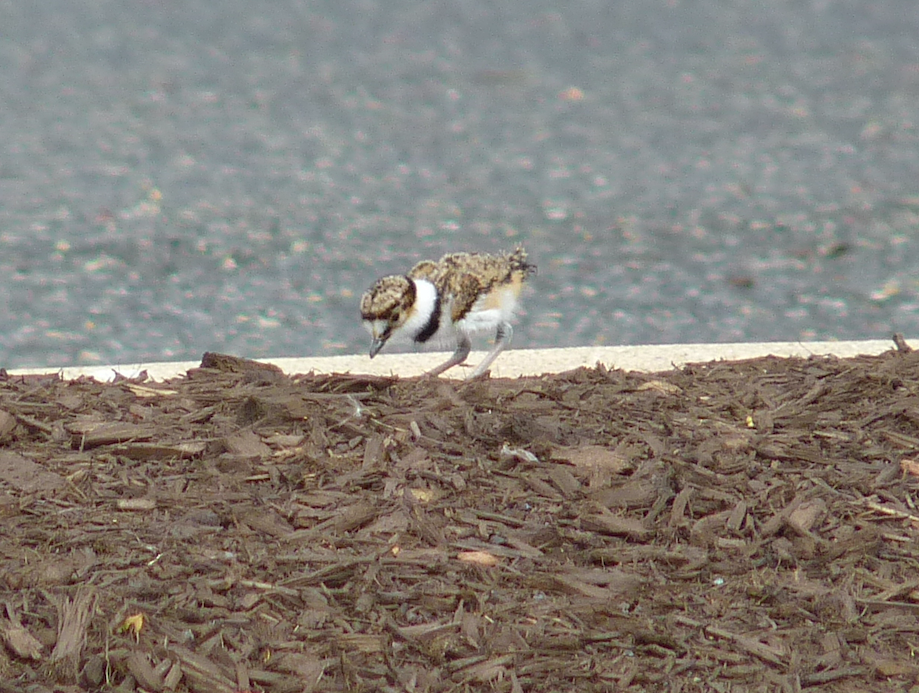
[2,343,919,692]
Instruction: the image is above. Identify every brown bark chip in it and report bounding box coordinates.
[1,605,43,661]
[46,590,95,684]
[2,347,919,690]
[0,451,66,494]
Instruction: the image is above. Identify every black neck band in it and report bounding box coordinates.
[414,289,441,343]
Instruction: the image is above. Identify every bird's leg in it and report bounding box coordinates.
[424,333,472,377]
[468,322,513,379]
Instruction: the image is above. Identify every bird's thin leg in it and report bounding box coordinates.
[424,333,472,377]
[468,322,513,379]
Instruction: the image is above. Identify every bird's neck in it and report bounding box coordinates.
[403,278,441,343]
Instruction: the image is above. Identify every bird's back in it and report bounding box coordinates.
[409,247,535,324]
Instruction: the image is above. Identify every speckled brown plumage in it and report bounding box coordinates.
[408,247,535,323]
[359,275,415,323]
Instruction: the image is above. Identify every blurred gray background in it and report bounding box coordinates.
[2,0,919,369]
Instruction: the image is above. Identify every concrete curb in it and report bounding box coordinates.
[6,339,909,382]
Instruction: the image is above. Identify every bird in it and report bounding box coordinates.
[360,247,536,378]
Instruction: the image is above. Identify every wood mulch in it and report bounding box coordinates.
[2,342,919,692]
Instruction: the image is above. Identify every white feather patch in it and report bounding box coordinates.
[401,279,439,342]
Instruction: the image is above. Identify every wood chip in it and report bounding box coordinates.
[67,421,154,449]
[581,511,652,540]
[456,550,500,567]
[550,444,633,473]
[0,619,43,661]
[0,451,66,494]
[48,590,95,683]
[116,498,157,511]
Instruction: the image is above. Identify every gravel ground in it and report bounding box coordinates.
[2,0,919,368]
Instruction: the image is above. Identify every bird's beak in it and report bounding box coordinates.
[369,337,386,359]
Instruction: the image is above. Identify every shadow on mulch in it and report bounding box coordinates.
[2,343,919,692]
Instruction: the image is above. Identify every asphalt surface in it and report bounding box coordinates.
[2,0,919,369]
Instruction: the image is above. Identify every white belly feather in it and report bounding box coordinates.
[455,285,519,336]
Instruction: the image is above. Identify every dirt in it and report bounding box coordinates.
[2,344,919,692]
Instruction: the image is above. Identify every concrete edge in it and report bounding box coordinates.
[5,339,910,382]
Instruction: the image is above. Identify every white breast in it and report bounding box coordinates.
[401,279,440,341]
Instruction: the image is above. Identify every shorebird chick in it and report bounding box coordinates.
[360,247,536,378]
